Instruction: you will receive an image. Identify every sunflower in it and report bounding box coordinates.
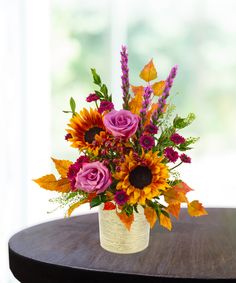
[114,151,169,205]
[66,108,105,155]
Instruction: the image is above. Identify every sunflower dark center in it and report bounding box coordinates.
[129,165,153,189]
[84,127,103,144]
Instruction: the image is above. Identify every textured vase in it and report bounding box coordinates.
[98,204,150,254]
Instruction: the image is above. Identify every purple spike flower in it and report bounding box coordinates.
[140,85,153,123]
[152,65,178,124]
[120,45,130,109]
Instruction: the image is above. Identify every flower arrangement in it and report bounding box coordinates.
[34,46,207,231]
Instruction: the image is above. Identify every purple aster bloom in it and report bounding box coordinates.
[86,93,100,102]
[120,45,130,109]
[67,156,90,191]
[180,153,191,163]
[140,135,155,150]
[98,100,114,114]
[114,190,129,206]
[170,133,185,145]
[164,147,179,163]
[152,65,178,124]
[145,123,158,135]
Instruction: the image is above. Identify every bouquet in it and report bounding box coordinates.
[34,46,207,231]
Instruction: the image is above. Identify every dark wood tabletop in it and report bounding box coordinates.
[9,208,236,283]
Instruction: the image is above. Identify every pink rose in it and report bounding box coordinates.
[103,110,140,138]
[75,161,112,194]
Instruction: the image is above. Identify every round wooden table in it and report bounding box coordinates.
[9,208,236,282]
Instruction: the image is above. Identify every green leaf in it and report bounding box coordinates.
[70,97,76,115]
[161,209,170,218]
[91,68,101,86]
[90,196,102,208]
[95,90,103,97]
[173,113,196,129]
[101,84,108,96]
[62,110,72,114]
[123,204,133,216]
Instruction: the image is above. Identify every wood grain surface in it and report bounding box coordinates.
[9,208,236,282]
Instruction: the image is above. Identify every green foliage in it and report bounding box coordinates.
[91,68,101,86]
[70,97,76,115]
[90,68,111,101]
[122,204,134,216]
[160,103,176,128]
[177,137,200,151]
[173,113,196,129]
[90,193,106,208]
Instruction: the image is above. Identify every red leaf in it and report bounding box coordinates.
[103,202,116,210]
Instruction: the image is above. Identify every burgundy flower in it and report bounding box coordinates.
[164,147,179,163]
[180,153,191,163]
[144,123,158,135]
[114,190,129,205]
[98,100,114,114]
[65,133,72,141]
[86,93,100,102]
[67,156,90,191]
[140,135,155,150]
[170,133,185,145]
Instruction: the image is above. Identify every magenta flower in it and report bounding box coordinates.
[75,161,112,194]
[180,153,191,163]
[140,135,155,150]
[114,190,129,205]
[103,109,139,139]
[170,133,185,145]
[145,123,158,135]
[86,93,100,102]
[67,156,90,191]
[98,100,114,114]
[164,147,179,163]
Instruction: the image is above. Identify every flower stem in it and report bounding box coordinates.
[170,161,183,171]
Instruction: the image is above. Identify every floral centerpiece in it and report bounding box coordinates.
[34,46,207,254]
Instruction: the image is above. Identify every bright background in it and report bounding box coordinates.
[1,0,236,281]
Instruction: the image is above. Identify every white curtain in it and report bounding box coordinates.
[0,1,50,282]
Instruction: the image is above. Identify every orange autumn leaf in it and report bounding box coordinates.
[103,202,116,210]
[167,203,181,219]
[116,211,134,231]
[51,157,72,178]
[152,81,166,96]
[87,192,97,202]
[159,212,172,231]
[164,189,188,204]
[139,59,157,82]
[144,103,158,127]
[56,178,71,193]
[129,85,144,115]
[188,200,208,217]
[173,181,194,194]
[67,199,88,217]
[33,174,71,193]
[144,206,157,228]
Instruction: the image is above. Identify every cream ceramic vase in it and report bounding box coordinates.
[98,204,150,254]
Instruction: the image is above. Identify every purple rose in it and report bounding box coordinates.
[75,161,112,194]
[103,110,139,138]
